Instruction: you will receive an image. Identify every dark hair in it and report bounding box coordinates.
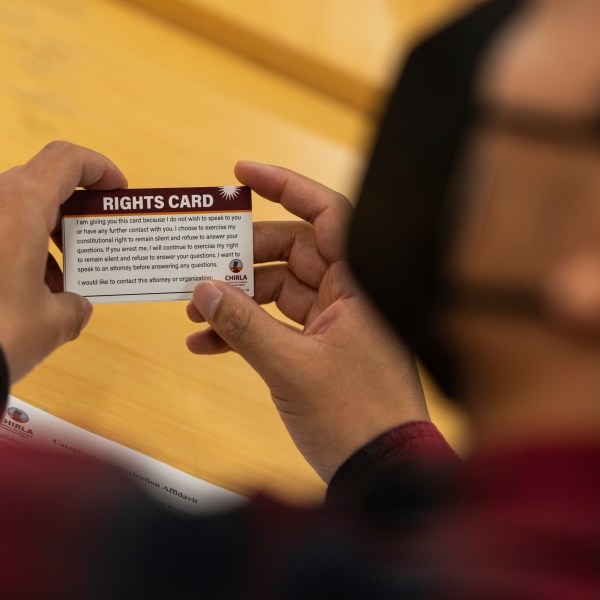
[348,0,523,398]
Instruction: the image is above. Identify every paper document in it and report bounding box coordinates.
[0,396,243,515]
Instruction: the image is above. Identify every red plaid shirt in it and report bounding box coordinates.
[0,351,598,598]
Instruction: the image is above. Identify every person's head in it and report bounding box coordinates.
[349,0,600,433]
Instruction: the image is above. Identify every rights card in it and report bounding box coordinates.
[61,186,253,303]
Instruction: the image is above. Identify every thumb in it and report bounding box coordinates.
[191,281,305,384]
[7,292,93,383]
[48,291,93,348]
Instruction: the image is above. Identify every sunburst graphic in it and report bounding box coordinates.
[219,186,241,200]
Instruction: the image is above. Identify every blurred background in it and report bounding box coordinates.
[5,0,472,503]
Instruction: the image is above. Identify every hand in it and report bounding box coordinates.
[0,141,127,383]
[186,161,429,483]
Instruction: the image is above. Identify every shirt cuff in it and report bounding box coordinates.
[327,421,458,501]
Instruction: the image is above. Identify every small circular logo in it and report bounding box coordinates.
[229,259,243,273]
[7,407,29,424]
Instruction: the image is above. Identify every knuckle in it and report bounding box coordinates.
[8,173,38,198]
[0,170,25,198]
[333,192,353,220]
[222,300,253,344]
[333,190,351,206]
[43,140,73,154]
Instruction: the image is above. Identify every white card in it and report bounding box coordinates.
[61,186,253,303]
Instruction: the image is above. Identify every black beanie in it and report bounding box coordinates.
[348,0,523,397]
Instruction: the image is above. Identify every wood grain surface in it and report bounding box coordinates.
[3,0,468,503]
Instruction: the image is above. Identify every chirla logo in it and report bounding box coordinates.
[229,259,243,273]
[1,406,34,439]
[7,407,29,424]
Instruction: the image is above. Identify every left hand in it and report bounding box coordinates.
[0,141,127,383]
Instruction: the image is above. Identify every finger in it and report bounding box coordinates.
[186,327,231,354]
[253,221,304,263]
[253,221,328,288]
[17,141,128,229]
[254,265,316,325]
[188,265,317,326]
[186,300,205,323]
[235,161,351,262]
[192,280,311,383]
[46,291,93,350]
[45,253,64,292]
[235,161,348,224]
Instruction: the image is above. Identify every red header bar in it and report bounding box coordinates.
[61,186,251,216]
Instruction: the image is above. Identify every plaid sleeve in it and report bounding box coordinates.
[327,421,459,501]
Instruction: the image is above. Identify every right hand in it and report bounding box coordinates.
[186,161,429,483]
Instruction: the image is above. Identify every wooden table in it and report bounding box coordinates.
[2,0,467,503]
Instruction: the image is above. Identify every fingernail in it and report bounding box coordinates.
[195,282,223,321]
[236,159,261,166]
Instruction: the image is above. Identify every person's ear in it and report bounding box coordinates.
[543,250,600,333]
